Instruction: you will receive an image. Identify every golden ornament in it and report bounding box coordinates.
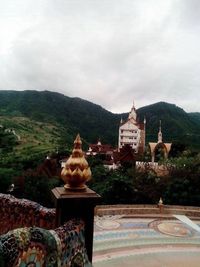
[61,134,92,191]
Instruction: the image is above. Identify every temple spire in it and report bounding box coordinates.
[132,99,135,108]
[128,99,137,121]
[158,120,162,143]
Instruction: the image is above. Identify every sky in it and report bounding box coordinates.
[0,0,200,113]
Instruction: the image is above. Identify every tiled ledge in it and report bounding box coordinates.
[95,204,200,219]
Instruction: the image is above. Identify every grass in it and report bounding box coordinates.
[0,116,63,156]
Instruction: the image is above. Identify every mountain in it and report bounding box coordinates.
[0,116,66,155]
[189,112,200,124]
[0,90,200,153]
[0,90,122,147]
[137,102,200,149]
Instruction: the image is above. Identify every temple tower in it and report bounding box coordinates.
[149,121,172,162]
[158,120,163,143]
[118,101,145,154]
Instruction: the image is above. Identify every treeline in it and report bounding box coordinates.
[0,149,200,207]
[88,152,200,206]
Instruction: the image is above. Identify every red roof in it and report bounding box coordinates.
[88,143,114,153]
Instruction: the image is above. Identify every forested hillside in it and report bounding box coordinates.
[0,90,121,146]
[137,102,200,149]
[0,90,200,153]
[189,112,200,124]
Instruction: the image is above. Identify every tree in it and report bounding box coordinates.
[101,171,134,204]
[0,127,18,154]
[23,175,62,207]
[169,142,186,158]
[163,154,200,205]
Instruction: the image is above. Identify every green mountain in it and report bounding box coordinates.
[0,116,65,154]
[137,102,200,149]
[0,90,121,148]
[189,112,200,124]
[0,90,200,154]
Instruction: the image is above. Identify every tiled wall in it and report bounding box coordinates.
[0,194,92,266]
[0,219,91,267]
[0,193,55,235]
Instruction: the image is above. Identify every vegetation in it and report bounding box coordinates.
[0,168,17,193]
[0,90,121,146]
[0,90,200,150]
[137,102,200,150]
[0,126,18,154]
[23,175,62,207]
[0,116,72,156]
[163,153,200,205]
[0,90,200,207]
[88,152,200,206]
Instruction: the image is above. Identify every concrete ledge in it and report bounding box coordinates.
[95,204,200,219]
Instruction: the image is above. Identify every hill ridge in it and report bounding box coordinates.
[0,90,199,150]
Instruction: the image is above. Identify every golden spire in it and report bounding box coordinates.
[158,197,163,205]
[61,134,92,191]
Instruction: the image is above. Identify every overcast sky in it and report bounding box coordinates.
[0,0,200,113]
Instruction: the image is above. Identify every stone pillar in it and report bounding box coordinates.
[52,187,101,263]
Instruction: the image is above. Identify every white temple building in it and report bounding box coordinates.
[118,101,146,154]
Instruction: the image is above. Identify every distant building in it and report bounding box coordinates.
[86,139,114,156]
[113,144,136,166]
[86,139,117,169]
[149,120,172,162]
[118,101,146,154]
[86,101,146,169]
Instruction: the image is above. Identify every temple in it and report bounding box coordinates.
[86,139,114,156]
[149,120,172,162]
[118,101,146,154]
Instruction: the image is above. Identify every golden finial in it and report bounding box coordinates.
[158,197,163,205]
[158,197,164,214]
[61,134,92,191]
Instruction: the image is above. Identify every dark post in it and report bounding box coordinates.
[52,186,101,263]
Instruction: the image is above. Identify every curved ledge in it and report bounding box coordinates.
[96,204,200,219]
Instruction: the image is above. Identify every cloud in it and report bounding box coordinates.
[0,0,200,113]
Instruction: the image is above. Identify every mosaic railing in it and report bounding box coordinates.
[0,194,92,267]
[0,194,56,235]
[0,219,91,267]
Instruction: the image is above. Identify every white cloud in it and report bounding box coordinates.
[0,0,200,113]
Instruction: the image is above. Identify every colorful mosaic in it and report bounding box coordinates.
[95,217,121,230]
[0,194,92,266]
[0,219,92,267]
[0,194,56,235]
[93,216,200,266]
[149,219,194,237]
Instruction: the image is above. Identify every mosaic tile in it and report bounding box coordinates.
[0,194,92,267]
